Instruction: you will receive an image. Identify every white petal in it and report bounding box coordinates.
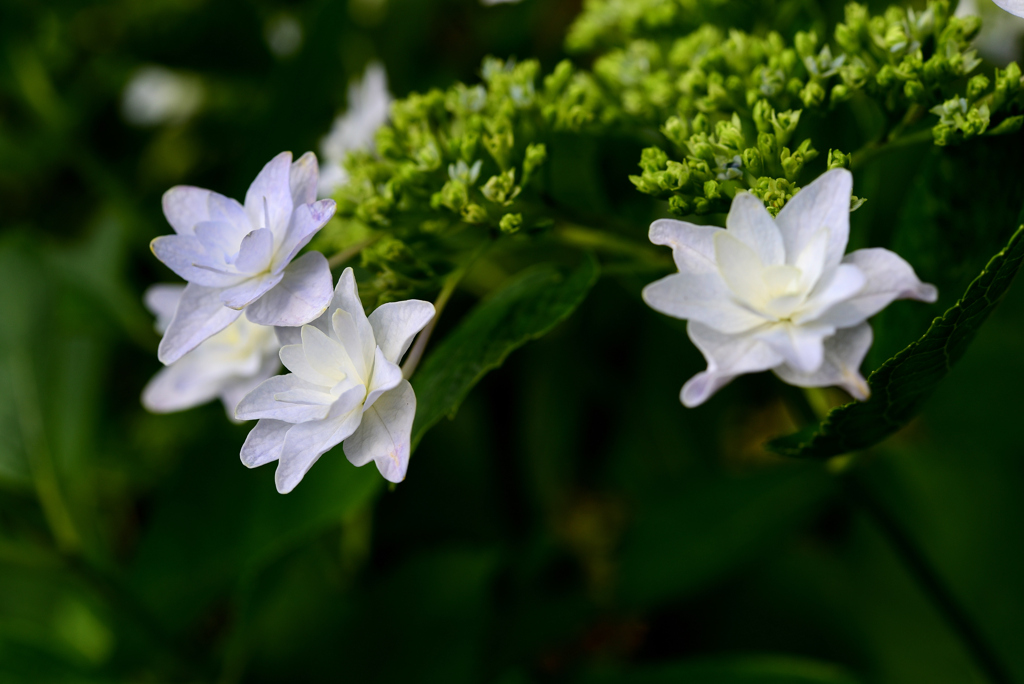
[194,221,245,261]
[162,186,213,235]
[290,151,319,206]
[648,218,721,274]
[726,192,785,265]
[793,227,829,293]
[235,374,333,423]
[158,283,242,364]
[233,227,275,274]
[298,324,351,383]
[714,231,767,307]
[272,200,337,271]
[343,379,416,483]
[643,272,767,334]
[776,168,852,272]
[753,322,836,374]
[151,235,244,288]
[244,152,294,238]
[364,346,403,410]
[219,271,284,310]
[774,323,873,400]
[681,322,784,407]
[144,284,185,333]
[280,343,327,385]
[274,385,367,493]
[794,263,866,324]
[368,299,436,365]
[240,419,291,468]
[275,325,302,346]
[815,248,938,328]
[245,251,334,327]
[206,193,251,234]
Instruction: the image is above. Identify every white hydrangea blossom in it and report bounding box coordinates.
[643,169,938,407]
[141,285,281,420]
[235,268,435,493]
[122,66,203,127]
[152,152,336,365]
[318,62,392,197]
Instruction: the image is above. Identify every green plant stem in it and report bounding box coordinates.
[843,471,1014,684]
[850,127,934,170]
[555,222,670,269]
[328,236,381,269]
[9,352,81,554]
[401,265,467,380]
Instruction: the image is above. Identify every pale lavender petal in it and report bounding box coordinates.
[774,323,873,400]
[244,152,294,238]
[344,379,415,483]
[194,221,245,262]
[776,168,852,272]
[158,283,242,364]
[681,322,784,407]
[648,218,721,274]
[206,193,251,234]
[141,357,223,413]
[367,299,436,365]
[245,252,334,326]
[275,326,303,346]
[290,151,319,207]
[162,186,213,235]
[643,272,768,334]
[240,419,291,468]
[726,192,785,265]
[151,234,244,288]
[144,284,185,333]
[234,228,275,274]
[272,199,336,271]
[220,271,283,310]
[219,352,282,422]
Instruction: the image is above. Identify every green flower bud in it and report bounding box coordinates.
[794,31,818,59]
[830,84,851,106]
[742,147,763,176]
[904,79,926,103]
[481,168,521,206]
[758,132,780,167]
[662,116,690,148]
[688,158,713,184]
[499,213,523,234]
[753,100,774,134]
[801,81,826,108]
[965,74,990,101]
[703,179,722,201]
[639,147,669,173]
[693,196,715,215]
[834,23,859,54]
[522,143,547,185]
[668,195,692,216]
[435,179,469,212]
[461,203,489,224]
[876,65,897,88]
[663,161,691,191]
[827,149,851,170]
[691,112,709,135]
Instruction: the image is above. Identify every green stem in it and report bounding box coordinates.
[9,352,81,554]
[850,127,934,170]
[328,236,381,269]
[401,260,471,380]
[555,222,671,269]
[843,471,1014,684]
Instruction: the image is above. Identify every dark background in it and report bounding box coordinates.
[1,0,1023,682]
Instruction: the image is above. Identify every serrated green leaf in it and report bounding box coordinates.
[411,255,599,448]
[768,224,1024,459]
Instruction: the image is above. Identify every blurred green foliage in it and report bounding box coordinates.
[2,0,1024,683]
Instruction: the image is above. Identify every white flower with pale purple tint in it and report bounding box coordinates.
[141,284,281,420]
[318,62,392,197]
[957,0,1024,64]
[151,152,336,365]
[643,169,938,407]
[236,268,434,493]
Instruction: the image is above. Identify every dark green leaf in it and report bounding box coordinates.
[768,224,1024,459]
[411,255,599,448]
[581,656,861,684]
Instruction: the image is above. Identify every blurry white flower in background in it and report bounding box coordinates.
[265,13,304,58]
[122,66,203,127]
[142,285,282,421]
[318,62,392,197]
[957,0,1024,64]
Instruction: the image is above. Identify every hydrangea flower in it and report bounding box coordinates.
[235,268,435,493]
[318,62,392,197]
[152,151,336,364]
[957,0,1024,64]
[643,169,938,407]
[991,0,1024,20]
[141,285,281,420]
